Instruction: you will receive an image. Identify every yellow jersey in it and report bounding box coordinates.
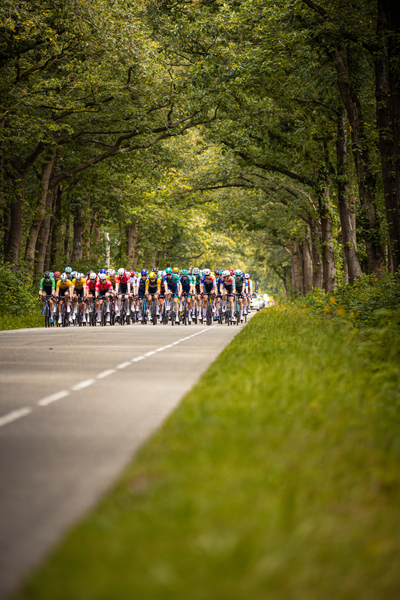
[56,279,73,291]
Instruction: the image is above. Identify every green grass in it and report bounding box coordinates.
[0,310,43,330]
[13,307,400,600]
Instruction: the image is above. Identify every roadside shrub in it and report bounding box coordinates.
[0,263,38,315]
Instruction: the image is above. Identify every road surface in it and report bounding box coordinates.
[0,320,248,598]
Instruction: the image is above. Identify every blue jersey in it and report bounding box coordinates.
[138,276,147,292]
[180,275,191,290]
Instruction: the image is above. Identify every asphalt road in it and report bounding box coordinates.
[0,319,248,598]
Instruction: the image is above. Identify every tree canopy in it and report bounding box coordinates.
[1,0,399,295]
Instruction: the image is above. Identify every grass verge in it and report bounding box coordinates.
[0,311,43,331]
[13,307,400,600]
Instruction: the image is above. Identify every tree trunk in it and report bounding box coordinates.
[302,231,313,294]
[336,110,362,284]
[71,198,83,263]
[64,204,71,264]
[330,44,385,275]
[34,185,55,278]
[290,243,302,296]
[310,218,323,288]
[24,146,57,269]
[50,185,63,268]
[127,223,139,269]
[5,173,26,268]
[320,189,337,292]
[375,0,400,272]
[3,200,11,258]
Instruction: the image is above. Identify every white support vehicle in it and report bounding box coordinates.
[250,292,264,311]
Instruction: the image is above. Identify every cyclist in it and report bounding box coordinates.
[71,272,87,323]
[234,269,245,322]
[55,273,73,324]
[39,271,55,324]
[244,274,252,313]
[96,272,114,322]
[145,271,161,321]
[221,270,235,320]
[179,269,194,323]
[135,269,148,322]
[116,268,131,320]
[64,266,73,281]
[192,267,202,321]
[201,269,216,322]
[86,272,98,321]
[53,271,61,286]
[214,269,222,321]
[163,267,181,324]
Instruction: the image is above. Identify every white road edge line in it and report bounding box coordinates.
[0,407,32,428]
[97,369,116,379]
[38,390,70,406]
[71,379,95,391]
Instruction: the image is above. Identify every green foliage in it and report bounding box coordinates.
[13,308,400,600]
[0,311,42,331]
[0,264,38,316]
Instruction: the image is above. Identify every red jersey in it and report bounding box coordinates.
[96,279,113,293]
[116,274,130,285]
[86,277,97,292]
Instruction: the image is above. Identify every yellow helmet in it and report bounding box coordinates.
[149,271,156,279]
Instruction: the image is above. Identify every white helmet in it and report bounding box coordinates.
[204,268,211,276]
[109,269,115,277]
[223,270,230,277]
[90,272,97,280]
[245,273,250,279]
[60,273,67,282]
[118,268,125,277]
[99,272,107,280]
[192,267,200,275]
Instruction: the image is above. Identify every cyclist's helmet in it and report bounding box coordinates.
[166,267,172,274]
[49,271,54,277]
[118,268,125,277]
[44,271,50,279]
[149,271,156,279]
[99,268,106,275]
[235,269,242,276]
[230,270,234,276]
[54,271,61,278]
[90,272,97,280]
[60,273,68,282]
[65,266,72,274]
[214,269,219,275]
[245,273,250,279]
[223,270,230,277]
[99,273,107,280]
[188,269,192,275]
[153,268,159,274]
[109,269,116,277]
[181,269,188,276]
[172,267,179,273]
[204,268,211,276]
[192,267,200,275]
[141,269,148,276]
[130,270,135,277]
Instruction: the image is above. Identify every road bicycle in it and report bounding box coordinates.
[181,293,190,325]
[162,299,169,324]
[140,297,148,324]
[41,294,53,328]
[205,293,213,326]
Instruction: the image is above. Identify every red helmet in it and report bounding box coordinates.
[130,270,135,276]
[54,271,61,278]
[230,270,234,276]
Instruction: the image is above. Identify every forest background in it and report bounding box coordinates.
[1,0,399,300]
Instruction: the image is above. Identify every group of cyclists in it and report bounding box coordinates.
[38,266,254,327]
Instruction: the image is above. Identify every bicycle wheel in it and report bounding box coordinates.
[206,298,212,326]
[44,302,50,328]
[171,309,175,325]
[91,303,97,326]
[101,301,106,326]
[152,301,157,325]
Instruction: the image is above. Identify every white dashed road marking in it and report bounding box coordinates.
[0,408,32,428]
[1,324,220,429]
